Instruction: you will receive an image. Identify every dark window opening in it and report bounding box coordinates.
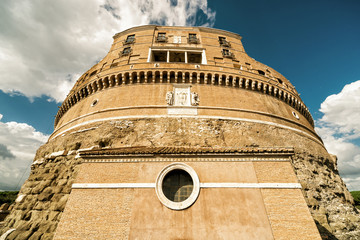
[122,47,132,56]
[258,70,265,75]
[222,49,233,58]
[188,53,202,64]
[162,169,193,202]
[153,51,167,62]
[89,70,97,77]
[110,62,118,68]
[219,36,231,47]
[188,33,199,44]
[277,78,283,84]
[124,34,135,44]
[169,52,185,62]
[156,33,167,42]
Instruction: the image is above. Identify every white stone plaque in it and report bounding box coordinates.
[167,85,198,115]
[174,86,191,106]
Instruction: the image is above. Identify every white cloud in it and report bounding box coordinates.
[0,113,48,191]
[316,80,360,191]
[0,0,215,102]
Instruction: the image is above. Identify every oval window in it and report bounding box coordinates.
[162,169,193,202]
[156,163,200,210]
[91,99,98,107]
[292,111,300,120]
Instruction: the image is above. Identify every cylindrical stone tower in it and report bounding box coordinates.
[1,25,359,240]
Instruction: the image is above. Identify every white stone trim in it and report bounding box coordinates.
[72,182,301,189]
[200,183,302,189]
[147,48,152,62]
[0,229,16,240]
[72,183,155,189]
[167,107,198,115]
[202,49,207,64]
[49,150,66,158]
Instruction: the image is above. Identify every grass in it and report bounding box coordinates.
[351,191,360,209]
[0,191,19,206]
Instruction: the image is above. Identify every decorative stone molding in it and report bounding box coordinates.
[191,92,200,106]
[55,70,314,128]
[78,146,295,157]
[166,91,174,105]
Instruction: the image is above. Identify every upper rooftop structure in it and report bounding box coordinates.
[52,25,315,142]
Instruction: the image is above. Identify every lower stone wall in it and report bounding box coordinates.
[1,118,359,239]
[292,152,360,240]
[0,156,81,240]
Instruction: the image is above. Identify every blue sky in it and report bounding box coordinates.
[0,0,359,191]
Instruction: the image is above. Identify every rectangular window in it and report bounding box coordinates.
[153,51,167,62]
[148,49,205,64]
[156,33,167,42]
[122,47,132,56]
[187,53,202,64]
[222,49,233,58]
[188,33,199,44]
[124,34,135,44]
[219,36,230,47]
[169,52,185,62]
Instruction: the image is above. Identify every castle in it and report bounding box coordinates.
[1,25,359,239]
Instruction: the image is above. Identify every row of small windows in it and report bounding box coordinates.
[154,33,231,48]
[122,47,233,61]
[124,33,231,45]
[119,34,282,82]
[155,33,200,44]
[150,50,203,64]
[121,34,136,56]
[121,33,233,58]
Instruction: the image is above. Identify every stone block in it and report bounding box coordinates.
[28,232,43,240]
[37,187,54,202]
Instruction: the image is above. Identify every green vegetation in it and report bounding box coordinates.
[351,191,360,209]
[0,191,19,205]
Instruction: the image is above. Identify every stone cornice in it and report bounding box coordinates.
[79,146,295,157]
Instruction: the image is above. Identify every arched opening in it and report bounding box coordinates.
[155,71,161,83]
[139,72,145,83]
[98,79,104,90]
[132,72,138,84]
[177,72,183,83]
[144,71,151,83]
[162,71,168,83]
[170,71,176,83]
[117,74,123,85]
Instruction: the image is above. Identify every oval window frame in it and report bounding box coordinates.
[155,163,200,210]
[91,99,99,107]
[292,111,300,120]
